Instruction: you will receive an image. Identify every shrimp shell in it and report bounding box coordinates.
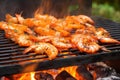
[71,34,100,54]
[99,38,120,44]
[23,43,58,60]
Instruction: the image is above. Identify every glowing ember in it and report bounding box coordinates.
[11,66,86,80]
[2,62,120,80]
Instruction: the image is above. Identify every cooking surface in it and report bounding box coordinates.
[0,17,120,76]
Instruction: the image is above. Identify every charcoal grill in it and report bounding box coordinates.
[0,17,120,76]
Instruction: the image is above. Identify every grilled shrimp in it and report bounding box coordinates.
[66,15,94,25]
[77,41,100,53]
[17,14,57,27]
[29,35,72,50]
[6,14,18,23]
[29,35,54,42]
[99,38,120,44]
[34,26,56,36]
[65,16,85,25]
[34,14,57,23]
[15,14,24,24]
[23,43,58,60]
[17,34,34,46]
[51,37,72,50]
[2,23,34,46]
[53,26,71,37]
[16,14,44,27]
[5,29,33,46]
[8,23,35,35]
[77,15,94,25]
[15,14,43,27]
[71,34,100,54]
[96,27,120,44]
[0,22,8,30]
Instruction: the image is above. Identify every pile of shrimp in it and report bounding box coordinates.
[0,14,120,60]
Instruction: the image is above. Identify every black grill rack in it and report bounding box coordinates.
[0,17,120,76]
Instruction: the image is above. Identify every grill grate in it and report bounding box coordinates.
[0,17,120,76]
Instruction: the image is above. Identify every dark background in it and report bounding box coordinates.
[0,0,119,22]
[0,0,92,20]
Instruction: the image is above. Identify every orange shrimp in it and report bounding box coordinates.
[0,22,8,30]
[71,34,100,54]
[77,15,94,25]
[99,38,120,44]
[65,16,86,31]
[54,26,71,37]
[29,35,53,43]
[96,27,120,44]
[15,14,24,24]
[51,37,72,50]
[2,22,34,46]
[8,23,35,35]
[76,40,100,53]
[5,14,18,23]
[34,26,56,36]
[34,14,57,23]
[23,43,58,60]
[16,34,34,46]
[0,21,35,35]
[96,27,110,38]
[5,29,33,46]
[66,16,83,24]
[16,14,45,27]
[66,15,94,25]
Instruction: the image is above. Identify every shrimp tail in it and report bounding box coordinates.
[23,43,58,60]
[100,46,111,52]
[99,38,120,44]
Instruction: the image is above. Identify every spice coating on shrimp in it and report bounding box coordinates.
[23,43,58,60]
[71,34,100,54]
[96,27,120,44]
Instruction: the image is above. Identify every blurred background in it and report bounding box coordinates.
[92,0,120,23]
[0,0,119,23]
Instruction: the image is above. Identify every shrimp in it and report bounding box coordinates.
[5,29,33,46]
[0,21,35,40]
[17,34,34,46]
[23,43,58,60]
[29,35,54,43]
[34,14,57,23]
[51,37,72,50]
[2,22,34,47]
[75,28,95,36]
[17,14,57,28]
[71,34,100,54]
[15,14,42,28]
[66,15,94,25]
[15,14,43,27]
[77,41,100,54]
[54,26,71,37]
[77,15,94,25]
[66,16,84,25]
[96,27,120,44]
[99,38,120,44]
[15,14,25,24]
[34,26,56,36]
[7,23,35,35]
[6,14,18,23]
[0,22,8,30]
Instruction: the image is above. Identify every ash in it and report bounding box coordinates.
[89,62,120,80]
[97,76,120,80]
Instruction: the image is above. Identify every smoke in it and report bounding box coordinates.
[0,0,92,20]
